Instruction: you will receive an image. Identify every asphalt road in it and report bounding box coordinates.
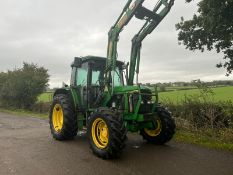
[0,112,233,175]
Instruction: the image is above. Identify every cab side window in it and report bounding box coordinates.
[92,70,100,86]
[76,63,88,86]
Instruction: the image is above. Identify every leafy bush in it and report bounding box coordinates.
[166,100,232,129]
[163,83,233,130]
[32,102,50,113]
[0,63,49,109]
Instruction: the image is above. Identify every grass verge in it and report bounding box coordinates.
[175,129,233,153]
[0,108,48,119]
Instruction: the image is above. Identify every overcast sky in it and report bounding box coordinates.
[0,0,232,88]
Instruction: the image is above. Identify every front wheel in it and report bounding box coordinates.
[140,107,175,144]
[87,108,126,159]
[49,94,78,140]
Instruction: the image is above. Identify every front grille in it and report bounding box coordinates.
[129,92,153,114]
[139,103,153,114]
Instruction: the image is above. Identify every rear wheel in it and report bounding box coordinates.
[88,108,126,159]
[140,107,175,144]
[49,94,78,140]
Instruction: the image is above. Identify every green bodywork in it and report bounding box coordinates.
[54,0,174,132]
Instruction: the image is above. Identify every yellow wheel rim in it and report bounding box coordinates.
[144,119,162,137]
[92,118,109,149]
[52,104,64,132]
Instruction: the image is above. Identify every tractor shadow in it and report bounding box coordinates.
[66,132,179,162]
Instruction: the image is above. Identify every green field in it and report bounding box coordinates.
[38,86,233,103]
[38,92,53,102]
[166,86,196,91]
[159,86,233,103]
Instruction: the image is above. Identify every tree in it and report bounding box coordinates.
[159,84,166,92]
[0,63,49,109]
[176,0,233,75]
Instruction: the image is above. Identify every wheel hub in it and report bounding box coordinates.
[144,118,162,137]
[52,104,64,132]
[92,118,109,149]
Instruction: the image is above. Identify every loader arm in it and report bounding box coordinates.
[106,0,175,92]
[106,0,145,91]
[128,0,175,85]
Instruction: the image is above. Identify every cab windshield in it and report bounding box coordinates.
[113,68,122,86]
[91,67,123,87]
[73,61,125,87]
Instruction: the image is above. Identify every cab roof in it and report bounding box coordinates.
[71,56,124,67]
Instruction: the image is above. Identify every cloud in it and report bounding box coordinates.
[0,0,232,88]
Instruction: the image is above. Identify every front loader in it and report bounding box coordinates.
[49,0,176,159]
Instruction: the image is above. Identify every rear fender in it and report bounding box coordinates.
[53,88,77,110]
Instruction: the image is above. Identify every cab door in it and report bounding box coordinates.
[74,62,88,110]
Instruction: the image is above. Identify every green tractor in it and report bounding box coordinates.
[49,0,175,159]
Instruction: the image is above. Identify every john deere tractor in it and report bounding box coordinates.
[49,0,175,159]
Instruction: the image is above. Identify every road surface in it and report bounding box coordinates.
[0,112,233,175]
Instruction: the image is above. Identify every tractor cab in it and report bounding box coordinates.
[70,56,126,109]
